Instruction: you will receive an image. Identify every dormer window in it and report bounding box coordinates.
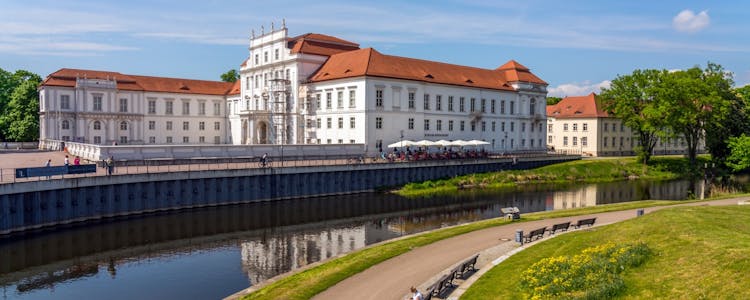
[424,74,434,79]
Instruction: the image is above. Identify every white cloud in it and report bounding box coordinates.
[673,10,710,33]
[548,80,612,98]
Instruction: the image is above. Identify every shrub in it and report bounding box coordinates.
[519,242,651,299]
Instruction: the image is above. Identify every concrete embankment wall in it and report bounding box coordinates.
[0,157,576,235]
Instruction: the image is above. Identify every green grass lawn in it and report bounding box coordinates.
[462,205,750,299]
[397,156,708,197]
[240,199,729,300]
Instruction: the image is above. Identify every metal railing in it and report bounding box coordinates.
[0,152,579,185]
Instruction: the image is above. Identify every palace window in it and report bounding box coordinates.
[481,121,486,131]
[149,121,155,130]
[120,121,127,130]
[60,95,70,109]
[408,92,415,109]
[573,123,578,131]
[423,94,430,110]
[166,121,173,130]
[481,98,486,113]
[459,97,465,112]
[501,100,506,114]
[214,102,221,116]
[583,123,588,131]
[182,102,190,115]
[436,95,442,111]
[375,89,383,107]
[470,121,476,131]
[94,136,101,144]
[530,98,536,115]
[510,101,515,114]
[119,98,128,112]
[165,102,173,115]
[327,118,332,129]
[470,98,476,112]
[448,120,454,131]
[376,117,383,129]
[350,117,356,129]
[460,120,465,131]
[424,119,430,131]
[61,120,70,130]
[349,90,356,108]
[448,96,454,111]
[182,121,189,130]
[408,118,414,130]
[199,102,206,115]
[337,91,344,108]
[491,99,496,113]
[148,100,156,114]
[93,95,102,111]
[149,137,156,144]
[199,122,205,131]
[93,121,101,130]
[436,119,442,131]
[316,118,321,128]
[563,136,568,146]
[326,92,332,109]
[166,136,173,143]
[338,117,343,129]
[199,136,205,143]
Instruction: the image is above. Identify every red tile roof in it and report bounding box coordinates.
[546,93,609,118]
[309,48,545,91]
[41,68,235,96]
[287,33,360,56]
[497,60,547,85]
[227,80,241,95]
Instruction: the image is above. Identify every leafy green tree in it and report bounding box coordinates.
[726,135,750,172]
[600,69,667,164]
[656,63,734,166]
[0,70,42,141]
[546,96,562,105]
[704,84,750,167]
[220,69,240,82]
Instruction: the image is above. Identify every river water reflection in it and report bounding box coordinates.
[0,179,724,299]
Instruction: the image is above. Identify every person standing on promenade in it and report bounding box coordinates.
[106,156,114,175]
[409,286,424,300]
[74,156,80,165]
[64,155,70,166]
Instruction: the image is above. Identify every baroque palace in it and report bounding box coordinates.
[39,23,549,155]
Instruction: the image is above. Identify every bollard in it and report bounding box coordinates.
[515,230,524,245]
[637,208,644,217]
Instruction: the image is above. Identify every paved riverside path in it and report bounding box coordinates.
[312,197,746,300]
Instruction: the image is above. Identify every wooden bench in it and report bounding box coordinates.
[523,227,547,243]
[572,217,597,229]
[428,254,480,299]
[547,221,571,235]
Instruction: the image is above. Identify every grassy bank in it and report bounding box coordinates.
[462,205,750,299]
[241,199,716,300]
[397,156,708,197]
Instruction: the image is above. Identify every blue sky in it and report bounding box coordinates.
[1,0,748,96]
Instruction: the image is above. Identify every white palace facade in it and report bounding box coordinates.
[40,23,549,156]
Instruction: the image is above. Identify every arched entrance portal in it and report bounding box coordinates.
[257,122,269,144]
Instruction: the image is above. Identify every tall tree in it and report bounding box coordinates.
[657,63,734,166]
[220,69,240,82]
[0,70,42,141]
[703,84,750,167]
[600,69,667,164]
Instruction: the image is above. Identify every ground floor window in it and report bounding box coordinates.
[93,136,101,144]
[119,136,127,144]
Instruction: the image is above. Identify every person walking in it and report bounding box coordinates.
[64,155,70,166]
[45,159,51,167]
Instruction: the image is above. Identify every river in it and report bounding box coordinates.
[0,179,725,299]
